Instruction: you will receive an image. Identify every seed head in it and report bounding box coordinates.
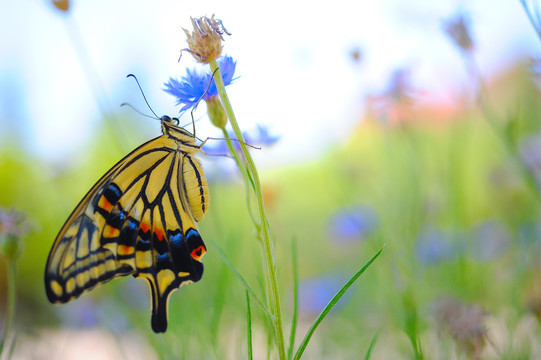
[434,298,488,359]
[183,15,231,64]
[52,0,70,12]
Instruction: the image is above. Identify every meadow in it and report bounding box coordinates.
[1,2,541,360]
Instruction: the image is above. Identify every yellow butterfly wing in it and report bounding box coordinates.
[45,122,209,333]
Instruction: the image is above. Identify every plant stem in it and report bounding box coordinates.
[220,127,260,227]
[287,238,299,360]
[0,260,17,359]
[209,59,286,360]
[246,291,253,360]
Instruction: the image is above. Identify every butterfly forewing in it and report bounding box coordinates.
[45,121,209,333]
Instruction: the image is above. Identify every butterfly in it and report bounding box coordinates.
[44,115,209,333]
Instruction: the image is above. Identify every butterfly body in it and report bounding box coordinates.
[45,116,209,333]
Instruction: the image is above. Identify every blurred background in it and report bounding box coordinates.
[1,0,541,359]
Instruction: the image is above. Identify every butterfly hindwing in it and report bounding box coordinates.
[45,122,209,333]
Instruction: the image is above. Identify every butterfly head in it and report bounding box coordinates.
[160,115,179,125]
[160,115,197,143]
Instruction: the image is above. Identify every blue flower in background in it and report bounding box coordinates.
[202,124,280,156]
[471,220,510,261]
[327,206,377,244]
[163,55,236,112]
[414,225,456,264]
[244,125,281,147]
[520,131,541,189]
[298,275,349,315]
[531,58,541,80]
[59,297,99,328]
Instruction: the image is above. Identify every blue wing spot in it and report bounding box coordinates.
[185,228,200,241]
[127,218,137,230]
[170,231,183,248]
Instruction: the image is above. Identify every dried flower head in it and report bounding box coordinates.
[433,298,488,359]
[52,0,70,12]
[442,12,475,53]
[183,15,231,64]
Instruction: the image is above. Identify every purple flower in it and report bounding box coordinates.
[386,68,416,103]
[327,206,377,244]
[163,55,236,112]
[442,12,475,53]
[365,67,419,124]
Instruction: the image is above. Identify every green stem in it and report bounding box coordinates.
[246,291,254,360]
[220,127,260,227]
[287,238,299,360]
[1,260,17,359]
[210,59,286,360]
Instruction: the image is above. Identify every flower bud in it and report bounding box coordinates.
[205,95,227,129]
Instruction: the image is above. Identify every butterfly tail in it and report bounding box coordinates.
[151,292,169,333]
[140,273,172,333]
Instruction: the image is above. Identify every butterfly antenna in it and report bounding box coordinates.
[120,102,161,121]
[199,136,261,150]
[191,68,220,138]
[126,74,160,119]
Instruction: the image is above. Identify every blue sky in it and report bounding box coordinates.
[0,0,539,168]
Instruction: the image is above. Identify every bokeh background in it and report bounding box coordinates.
[1,0,541,359]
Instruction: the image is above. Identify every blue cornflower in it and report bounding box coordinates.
[244,125,281,147]
[414,225,457,264]
[163,55,237,112]
[327,206,377,244]
[298,275,349,315]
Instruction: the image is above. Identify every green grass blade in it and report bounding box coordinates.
[287,238,299,360]
[293,246,384,360]
[208,238,274,321]
[364,331,380,360]
[246,290,253,360]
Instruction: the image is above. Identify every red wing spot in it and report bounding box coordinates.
[191,245,206,262]
[98,196,113,212]
[140,222,150,234]
[154,227,165,241]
